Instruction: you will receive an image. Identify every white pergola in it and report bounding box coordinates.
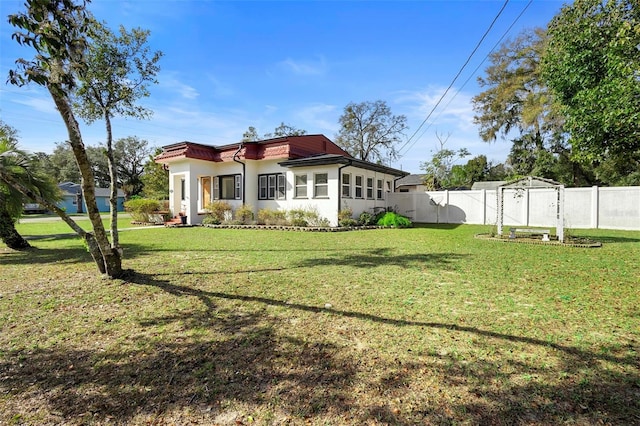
[496,176,565,242]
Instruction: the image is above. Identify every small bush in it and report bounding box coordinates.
[205,201,232,223]
[376,212,412,228]
[338,208,358,227]
[301,206,329,227]
[124,198,161,223]
[235,204,255,224]
[288,209,308,227]
[202,215,221,225]
[257,208,288,225]
[358,211,376,226]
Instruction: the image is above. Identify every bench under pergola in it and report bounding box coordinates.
[496,176,565,242]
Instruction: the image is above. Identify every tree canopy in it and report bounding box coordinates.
[242,123,307,142]
[472,27,598,186]
[542,0,640,162]
[335,100,407,164]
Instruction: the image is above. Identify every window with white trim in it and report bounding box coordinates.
[377,179,383,199]
[295,174,308,198]
[366,177,374,199]
[342,173,351,198]
[219,174,242,200]
[314,173,329,198]
[258,173,286,200]
[355,175,363,199]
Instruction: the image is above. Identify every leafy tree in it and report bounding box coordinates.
[473,27,596,186]
[8,0,122,277]
[267,122,307,138]
[242,126,260,142]
[473,28,562,144]
[141,148,169,199]
[335,100,407,163]
[113,136,151,197]
[463,155,490,184]
[46,142,81,183]
[74,20,161,250]
[542,0,640,162]
[0,121,60,250]
[420,132,470,190]
[243,123,307,141]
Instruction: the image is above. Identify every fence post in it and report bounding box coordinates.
[591,186,599,229]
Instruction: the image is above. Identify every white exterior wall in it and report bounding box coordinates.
[167,158,406,226]
[284,166,340,226]
[388,186,640,230]
[339,166,395,219]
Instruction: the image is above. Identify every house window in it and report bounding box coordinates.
[377,179,383,199]
[355,175,363,199]
[201,176,212,208]
[180,179,185,201]
[213,177,219,200]
[219,174,241,200]
[342,173,351,198]
[258,173,286,200]
[235,175,242,199]
[314,173,329,198]
[366,177,374,199]
[295,174,307,198]
[386,180,392,192]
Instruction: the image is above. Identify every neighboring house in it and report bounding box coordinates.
[470,181,507,190]
[155,134,409,226]
[58,182,125,213]
[395,174,428,192]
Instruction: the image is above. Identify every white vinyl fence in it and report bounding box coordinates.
[388,186,640,231]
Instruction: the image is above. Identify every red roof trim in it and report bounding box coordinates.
[155,135,353,164]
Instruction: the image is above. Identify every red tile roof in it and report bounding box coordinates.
[155,134,352,164]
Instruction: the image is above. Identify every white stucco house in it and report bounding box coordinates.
[155,134,409,226]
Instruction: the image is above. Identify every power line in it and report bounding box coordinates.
[409,0,534,147]
[397,0,511,157]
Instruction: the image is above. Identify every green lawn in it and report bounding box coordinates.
[1,223,639,425]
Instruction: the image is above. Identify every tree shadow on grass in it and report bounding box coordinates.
[1,271,638,424]
[295,248,467,269]
[0,242,149,266]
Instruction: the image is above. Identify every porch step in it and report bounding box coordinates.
[164,216,188,227]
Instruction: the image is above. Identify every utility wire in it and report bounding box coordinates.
[397,0,511,157]
[409,0,534,147]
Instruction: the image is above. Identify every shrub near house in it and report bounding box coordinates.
[124,198,161,223]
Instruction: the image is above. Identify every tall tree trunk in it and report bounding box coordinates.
[104,113,120,250]
[48,84,122,278]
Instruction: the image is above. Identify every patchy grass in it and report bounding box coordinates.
[1,223,639,425]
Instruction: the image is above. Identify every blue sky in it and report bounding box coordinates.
[0,0,565,173]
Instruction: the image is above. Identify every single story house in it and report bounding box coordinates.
[155,134,409,226]
[58,182,125,213]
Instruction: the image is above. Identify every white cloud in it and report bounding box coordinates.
[10,95,58,115]
[205,74,234,98]
[278,56,327,76]
[160,73,199,100]
[396,85,476,132]
[295,103,339,134]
